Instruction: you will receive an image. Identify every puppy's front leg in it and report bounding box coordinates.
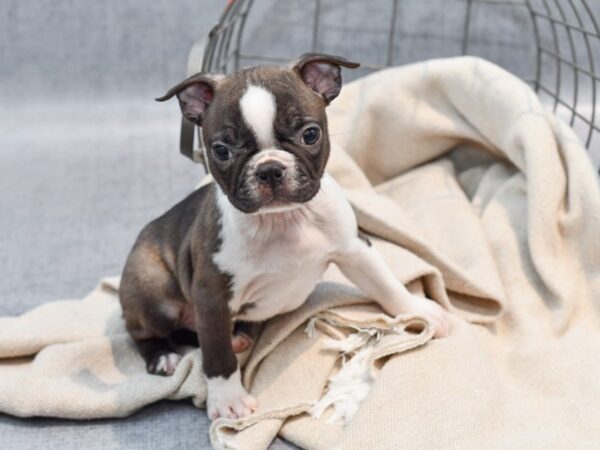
[333,239,450,338]
[192,283,257,420]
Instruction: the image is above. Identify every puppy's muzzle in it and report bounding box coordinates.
[256,161,286,187]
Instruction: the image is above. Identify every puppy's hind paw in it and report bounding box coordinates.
[147,352,182,376]
[231,332,253,353]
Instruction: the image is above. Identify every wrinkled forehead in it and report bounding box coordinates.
[203,66,325,144]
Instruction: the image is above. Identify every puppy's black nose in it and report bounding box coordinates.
[256,161,286,186]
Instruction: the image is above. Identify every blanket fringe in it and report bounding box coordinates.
[307,316,391,424]
[310,342,375,423]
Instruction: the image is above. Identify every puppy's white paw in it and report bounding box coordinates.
[147,352,182,376]
[409,297,451,338]
[208,391,257,421]
[206,368,258,420]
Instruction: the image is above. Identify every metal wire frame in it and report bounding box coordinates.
[180,0,600,163]
[527,0,599,149]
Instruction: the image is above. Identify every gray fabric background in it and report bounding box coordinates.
[1,1,598,449]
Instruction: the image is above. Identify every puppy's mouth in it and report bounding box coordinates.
[231,177,320,214]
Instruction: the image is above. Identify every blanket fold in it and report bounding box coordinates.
[2,56,600,449]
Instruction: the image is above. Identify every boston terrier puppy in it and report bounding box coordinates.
[119,53,450,421]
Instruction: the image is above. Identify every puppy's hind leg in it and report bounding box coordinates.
[122,295,185,377]
[123,308,183,376]
[120,242,189,376]
[231,321,255,353]
[136,337,181,376]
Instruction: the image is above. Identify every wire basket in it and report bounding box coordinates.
[180,0,600,170]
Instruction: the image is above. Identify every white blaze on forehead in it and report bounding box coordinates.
[239,85,277,149]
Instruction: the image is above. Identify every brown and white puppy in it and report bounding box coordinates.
[119,54,450,421]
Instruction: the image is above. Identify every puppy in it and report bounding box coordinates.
[119,53,450,421]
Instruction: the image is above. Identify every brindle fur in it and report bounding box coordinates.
[120,183,237,378]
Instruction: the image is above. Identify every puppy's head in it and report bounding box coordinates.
[157,53,359,213]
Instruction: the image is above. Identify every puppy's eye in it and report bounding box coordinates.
[212,144,231,161]
[302,126,321,145]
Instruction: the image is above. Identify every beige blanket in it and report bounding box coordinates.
[2,57,600,449]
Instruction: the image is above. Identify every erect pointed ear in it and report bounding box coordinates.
[292,53,360,104]
[155,73,220,125]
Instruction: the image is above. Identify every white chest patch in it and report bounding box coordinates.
[239,85,277,149]
[213,175,358,322]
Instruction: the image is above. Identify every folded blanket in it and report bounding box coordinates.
[2,56,600,449]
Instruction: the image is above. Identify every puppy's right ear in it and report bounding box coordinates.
[156,73,219,125]
[292,53,360,104]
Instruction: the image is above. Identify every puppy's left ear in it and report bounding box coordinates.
[292,53,360,104]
